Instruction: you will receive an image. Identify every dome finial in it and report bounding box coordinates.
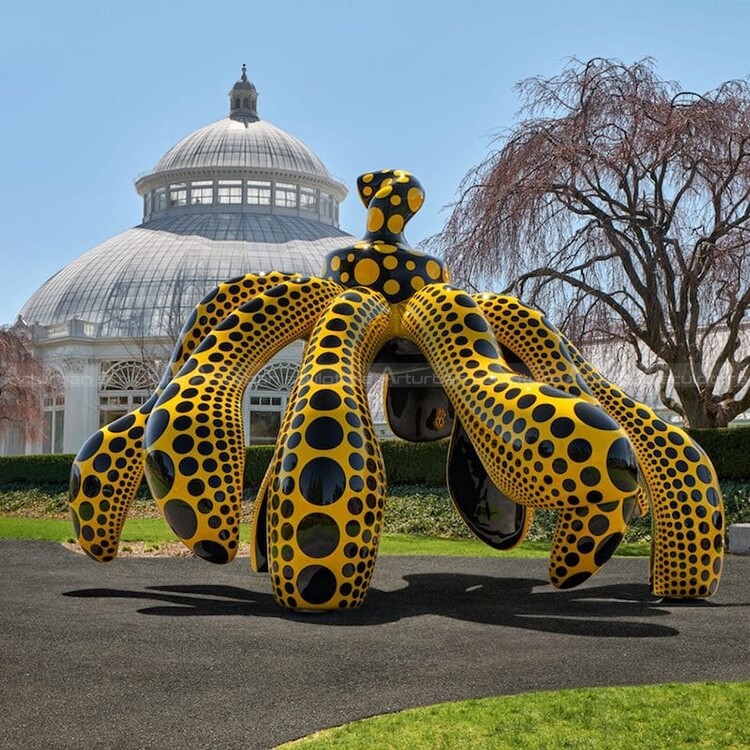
[229,64,259,122]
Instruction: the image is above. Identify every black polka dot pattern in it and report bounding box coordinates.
[558,332,724,599]
[68,272,297,562]
[142,277,343,565]
[322,170,450,303]
[475,294,651,515]
[402,283,639,588]
[267,287,390,610]
[475,292,724,598]
[69,170,723,606]
[67,409,149,563]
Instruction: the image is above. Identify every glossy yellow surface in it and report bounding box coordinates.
[69,169,724,608]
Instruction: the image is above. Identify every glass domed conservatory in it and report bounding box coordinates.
[6,67,358,455]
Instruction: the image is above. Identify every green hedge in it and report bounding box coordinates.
[241,441,449,487]
[0,454,76,485]
[1,425,749,488]
[380,440,448,485]
[686,426,750,481]
[0,442,451,489]
[244,445,274,487]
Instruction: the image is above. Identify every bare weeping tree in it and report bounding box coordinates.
[0,324,47,442]
[432,58,750,428]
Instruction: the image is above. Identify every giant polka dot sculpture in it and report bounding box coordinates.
[69,169,724,610]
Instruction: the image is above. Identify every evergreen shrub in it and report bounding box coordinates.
[687,425,750,481]
[1,426,749,490]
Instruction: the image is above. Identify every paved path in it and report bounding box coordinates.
[2,540,749,749]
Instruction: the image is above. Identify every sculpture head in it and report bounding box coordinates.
[322,169,447,303]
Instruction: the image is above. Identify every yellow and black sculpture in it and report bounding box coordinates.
[69,169,724,610]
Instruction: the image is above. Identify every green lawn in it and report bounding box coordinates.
[0,516,650,557]
[279,682,750,749]
[0,516,181,544]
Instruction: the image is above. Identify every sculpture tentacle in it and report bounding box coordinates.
[474,292,650,517]
[268,287,391,610]
[69,271,298,561]
[249,334,320,574]
[559,336,724,598]
[249,458,274,573]
[447,418,534,550]
[68,167,724,607]
[68,411,148,562]
[401,284,640,587]
[141,277,343,564]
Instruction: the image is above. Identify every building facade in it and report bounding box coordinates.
[3,67,357,455]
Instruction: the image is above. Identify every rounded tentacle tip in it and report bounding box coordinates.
[545,423,640,590]
[67,415,147,563]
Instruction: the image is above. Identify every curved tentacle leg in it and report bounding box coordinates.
[268,288,391,610]
[401,284,641,588]
[474,292,650,518]
[68,271,296,561]
[472,292,722,597]
[143,277,343,564]
[559,336,724,598]
[250,344,313,574]
[68,413,148,562]
[249,459,274,573]
[447,419,533,549]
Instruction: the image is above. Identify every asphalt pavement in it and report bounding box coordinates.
[2,540,749,749]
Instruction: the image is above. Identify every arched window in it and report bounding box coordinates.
[245,361,300,444]
[98,360,160,427]
[242,97,249,108]
[249,361,300,392]
[234,97,240,109]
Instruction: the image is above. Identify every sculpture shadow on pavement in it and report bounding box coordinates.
[64,571,686,638]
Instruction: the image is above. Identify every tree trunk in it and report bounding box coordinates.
[671,368,725,428]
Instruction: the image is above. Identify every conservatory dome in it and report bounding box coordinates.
[152,118,333,178]
[20,65,352,338]
[20,214,353,338]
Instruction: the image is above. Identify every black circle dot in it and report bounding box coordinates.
[92,454,111,473]
[567,439,593,463]
[300,458,346,505]
[145,450,175,499]
[172,434,194,454]
[532,404,555,422]
[574,402,619,431]
[187,478,205,496]
[310,389,342,411]
[109,414,136,433]
[82,475,101,499]
[193,540,229,564]
[589,514,610,536]
[164,499,198,539]
[305,417,344,451]
[77,430,103,462]
[464,313,488,332]
[297,565,337,604]
[145,409,170,446]
[473,339,498,359]
[551,417,575,438]
[580,467,601,487]
[606,438,639,492]
[297,513,340,558]
[179,457,199,476]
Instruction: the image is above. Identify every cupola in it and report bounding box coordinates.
[229,64,259,122]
